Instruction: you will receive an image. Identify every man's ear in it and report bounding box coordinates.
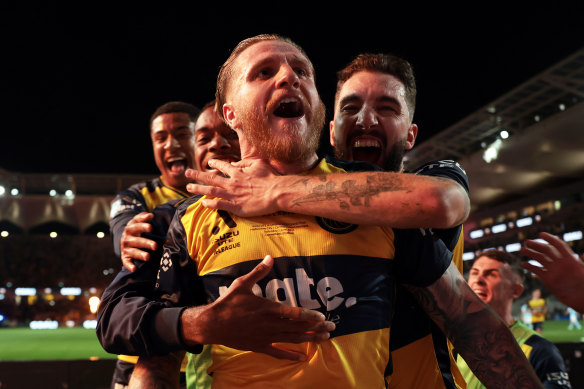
[329,120,336,148]
[223,103,239,130]
[512,282,525,300]
[405,123,418,150]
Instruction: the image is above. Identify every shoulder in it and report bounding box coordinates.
[324,155,383,173]
[410,160,469,192]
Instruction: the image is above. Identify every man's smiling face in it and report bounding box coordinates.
[330,71,417,171]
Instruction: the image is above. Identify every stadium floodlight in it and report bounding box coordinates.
[563,231,583,242]
[96,231,105,239]
[49,232,58,238]
[49,189,57,197]
[0,185,5,196]
[491,223,507,234]
[516,217,533,228]
[10,188,19,196]
[15,287,37,296]
[89,296,100,314]
[30,320,59,330]
[505,243,521,253]
[60,287,82,296]
[1,231,8,238]
[462,252,475,261]
[469,229,484,239]
[83,320,98,329]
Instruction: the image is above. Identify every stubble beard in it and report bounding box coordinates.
[241,100,326,164]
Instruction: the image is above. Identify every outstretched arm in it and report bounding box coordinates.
[521,232,584,313]
[186,159,470,229]
[406,262,543,389]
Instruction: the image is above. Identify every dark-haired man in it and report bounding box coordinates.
[106,100,199,389]
[458,250,571,388]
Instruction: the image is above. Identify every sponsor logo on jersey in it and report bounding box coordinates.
[315,216,358,234]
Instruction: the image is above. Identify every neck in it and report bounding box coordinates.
[268,153,319,175]
[493,302,515,326]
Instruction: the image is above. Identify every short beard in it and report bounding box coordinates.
[241,100,326,164]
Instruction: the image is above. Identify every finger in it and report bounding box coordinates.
[122,257,137,273]
[187,184,231,199]
[540,232,576,260]
[124,222,154,237]
[188,169,230,188]
[230,255,274,291]
[208,159,238,175]
[125,247,153,260]
[257,345,307,362]
[521,242,554,263]
[122,236,158,251]
[278,305,326,323]
[521,261,545,277]
[201,198,238,213]
[128,212,154,225]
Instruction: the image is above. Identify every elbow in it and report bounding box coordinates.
[432,185,470,229]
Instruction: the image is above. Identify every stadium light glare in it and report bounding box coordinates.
[49,231,58,238]
[462,252,475,261]
[89,296,100,314]
[30,320,59,330]
[96,231,105,239]
[0,185,5,196]
[505,242,522,252]
[491,223,507,234]
[1,231,8,238]
[10,188,19,196]
[469,229,484,239]
[15,287,37,296]
[60,287,82,296]
[500,130,509,139]
[516,217,533,228]
[563,230,583,242]
[49,189,57,197]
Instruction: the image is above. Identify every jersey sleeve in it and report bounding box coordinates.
[97,199,202,356]
[393,227,453,287]
[414,160,469,250]
[109,185,150,257]
[526,335,572,389]
[148,197,207,353]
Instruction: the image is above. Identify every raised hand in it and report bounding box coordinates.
[120,212,158,272]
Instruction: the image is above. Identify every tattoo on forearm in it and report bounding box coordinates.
[406,265,542,389]
[290,173,406,209]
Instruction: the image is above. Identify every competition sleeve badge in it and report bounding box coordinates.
[315,217,358,234]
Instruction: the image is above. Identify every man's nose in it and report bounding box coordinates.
[276,64,300,89]
[164,135,180,150]
[356,107,378,130]
[209,133,230,151]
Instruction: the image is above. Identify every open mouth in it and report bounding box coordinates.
[351,138,382,164]
[472,289,488,301]
[167,157,187,175]
[273,97,304,118]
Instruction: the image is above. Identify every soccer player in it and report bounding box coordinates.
[100,101,241,388]
[106,100,199,389]
[458,250,571,388]
[128,34,542,389]
[529,288,548,334]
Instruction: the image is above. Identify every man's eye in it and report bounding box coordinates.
[197,137,209,143]
[341,105,359,113]
[295,67,308,77]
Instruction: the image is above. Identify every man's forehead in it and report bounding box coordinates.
[237,40,311,71]
[151,112,194,132]
[472,256,505,271]
[341,71,406,100]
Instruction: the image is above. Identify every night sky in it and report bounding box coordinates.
[2,4,583,175]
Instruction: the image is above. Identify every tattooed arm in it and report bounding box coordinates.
[185,158,470,229]
[128,351,184,389]
[406,262,543,389]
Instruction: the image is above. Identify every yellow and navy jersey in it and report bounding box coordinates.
[529,298,547,323]
[154,158,453,388]
[109,176,189,257]
[457,321,571,388]
[386,160,469,389]
[102,176,189,374]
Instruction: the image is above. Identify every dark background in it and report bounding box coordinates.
[2,3,583,175]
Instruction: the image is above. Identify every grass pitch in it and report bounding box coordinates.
[0,320,582,361]
[0,327,116,361]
